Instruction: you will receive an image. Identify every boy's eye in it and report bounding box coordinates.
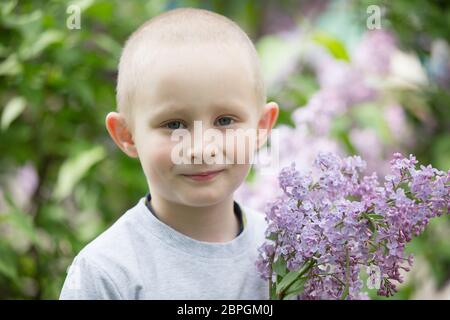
[216,116,234,126]
[164,121,187,130]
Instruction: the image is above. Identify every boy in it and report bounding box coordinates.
[60,7,279,299]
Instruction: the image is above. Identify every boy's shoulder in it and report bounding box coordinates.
[60,198,148,299]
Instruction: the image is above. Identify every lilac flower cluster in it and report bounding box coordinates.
[256,152,450,300]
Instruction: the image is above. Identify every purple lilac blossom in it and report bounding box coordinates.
[256,151,450,300]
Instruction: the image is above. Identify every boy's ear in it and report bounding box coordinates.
[105,112,138,158]
[256,101,279,150]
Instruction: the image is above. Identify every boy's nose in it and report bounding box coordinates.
[187,145,202,162]
[187,131,220,163]
[187,142,217,163]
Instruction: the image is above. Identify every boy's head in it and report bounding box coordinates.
[106,7,278,207]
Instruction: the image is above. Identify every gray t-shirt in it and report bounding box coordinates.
[59,195,269,299]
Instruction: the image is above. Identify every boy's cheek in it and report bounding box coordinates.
[134,136,172,170]
[224,135,257,165]
[140,150,173,187]
[144,144,176,170]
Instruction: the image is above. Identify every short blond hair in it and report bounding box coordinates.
[116,7,266,132]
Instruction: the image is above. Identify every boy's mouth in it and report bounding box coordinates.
[181,169,224,181]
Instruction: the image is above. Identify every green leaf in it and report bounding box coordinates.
[71,0,96,11]
[276,268,304,295]
[0,240,18,282]
[19,30,64,60]
[266,232,278,241]
[273,256,288,277]
[95,34,122,60]
[53,145,106,200]
[270,281,277,300]
[282,277,306,300]
[312,31,350,61]
[1,96,26,131]
[367,214,384,220]
[366,215,376,233]
[0,0,18,16]
[3,9,42,28]
[0,53,22,76]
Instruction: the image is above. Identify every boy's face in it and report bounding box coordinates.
[107,44,278,207]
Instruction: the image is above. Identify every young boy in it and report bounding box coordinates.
[59,7,279,300]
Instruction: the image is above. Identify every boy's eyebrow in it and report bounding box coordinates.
[148,101,249,120]
[148,102,191,119]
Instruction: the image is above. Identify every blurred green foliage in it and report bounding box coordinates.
[0,0,286,300]
[0,0,449,299]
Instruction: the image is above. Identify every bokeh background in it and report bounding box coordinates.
[0,0,449,299]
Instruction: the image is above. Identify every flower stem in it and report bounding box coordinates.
[340,246,350,300]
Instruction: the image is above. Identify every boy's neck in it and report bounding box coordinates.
[148,192,241,243]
